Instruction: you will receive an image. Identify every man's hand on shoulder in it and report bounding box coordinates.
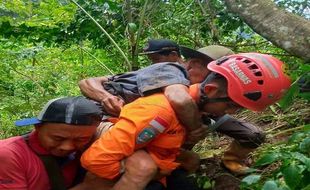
[101,95,125,116]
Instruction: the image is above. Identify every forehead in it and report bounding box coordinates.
[187,58,208,65]
[39,123,97,136]
[147,53,162,58]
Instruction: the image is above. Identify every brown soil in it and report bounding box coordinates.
[196,156,241,190]
[194,100,310,189]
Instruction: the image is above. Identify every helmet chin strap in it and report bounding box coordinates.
[198,72,216,110]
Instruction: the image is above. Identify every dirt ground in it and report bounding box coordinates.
[194,100,310,189]
[195,135,241,189]
[198,157,241,190]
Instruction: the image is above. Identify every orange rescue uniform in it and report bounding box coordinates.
[81,93,186,179]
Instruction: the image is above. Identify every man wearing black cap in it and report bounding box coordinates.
[0,96,102,190]
[79,43,265,176]
[140,39,183,64]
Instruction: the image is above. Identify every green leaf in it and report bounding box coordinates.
[299,92,310,100]
[288,132,305,144]
[278,82,299,110]
[255,153,280,166]
[241,174,261,185]
[282,164,302,189]
[203,180,212,189]
[301,184,310,190]
[278,186,292,190]
[300,170,310,189]
[262,180,278,190]
[303,124,310,132]
[291,152,310,171]
[57,0,70,5]
[299,137,310,153]
[197,176,211,189]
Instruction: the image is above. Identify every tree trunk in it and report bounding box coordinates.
[223,0,310,62]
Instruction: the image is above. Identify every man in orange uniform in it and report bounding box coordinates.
[79,53,291,190]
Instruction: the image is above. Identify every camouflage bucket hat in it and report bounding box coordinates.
[180,45,235,64]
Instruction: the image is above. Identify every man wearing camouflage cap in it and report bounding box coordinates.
[77,42,240,189]
[79,41,264,176]
[181,45,235,84]
[181,45,265,175]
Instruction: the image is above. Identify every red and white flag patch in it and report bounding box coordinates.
[136,116,169,145]
[149,116,169,133]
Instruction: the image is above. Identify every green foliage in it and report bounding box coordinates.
[0,38,114,138]
[0,1,309,190]
[278,82,299,111]
[262,180,280,190]
[299,137,310,153]
[196,175,214,189]
[275,0,310,19]
[242,125,310,190]
[241,174,261,185]
[255,153,280,167]
[282,164,302,189]
[0,0,77,45]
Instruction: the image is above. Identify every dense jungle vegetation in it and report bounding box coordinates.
[0,0,309,189]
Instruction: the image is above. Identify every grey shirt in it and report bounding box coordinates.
[103,62,190,103]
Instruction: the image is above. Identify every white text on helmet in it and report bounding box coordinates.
[229,61,252,84]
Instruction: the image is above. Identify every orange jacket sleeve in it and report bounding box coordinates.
[81,95,178,179]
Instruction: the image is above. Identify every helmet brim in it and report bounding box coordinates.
[180,46,214,63]
[139,50,163,55]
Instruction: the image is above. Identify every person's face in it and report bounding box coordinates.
[186,58,211,84]
[202,100,242,117]
[200,86,242,117]
[147,52,180,64]
[36,122,98,157]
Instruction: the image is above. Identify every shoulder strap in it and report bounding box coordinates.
[39,155,68,190]
[22,134,68,190]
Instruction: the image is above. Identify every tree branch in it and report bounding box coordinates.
[70,0,131,70]
[10,67,45,94]
[79,47,115,75]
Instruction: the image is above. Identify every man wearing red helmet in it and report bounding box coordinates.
[79,43,271,176]
[180,46,278,174]
[77,53,291,190]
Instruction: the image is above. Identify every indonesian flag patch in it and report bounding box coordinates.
[136,116,169,144]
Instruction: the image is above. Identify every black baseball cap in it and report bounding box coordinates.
[15,96,102,127]
[140,39,180,55]
[180,45,234,64]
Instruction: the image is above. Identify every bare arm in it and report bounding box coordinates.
[176,149,200,173]
[79,76,110,102]
[79,77,124,116]
[164,84,207,145]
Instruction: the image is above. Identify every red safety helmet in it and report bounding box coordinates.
[207,53,291,111]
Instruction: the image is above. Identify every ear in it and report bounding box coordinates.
[170,51,179,56]
[203,83,220,97]
[34,123,43,131]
